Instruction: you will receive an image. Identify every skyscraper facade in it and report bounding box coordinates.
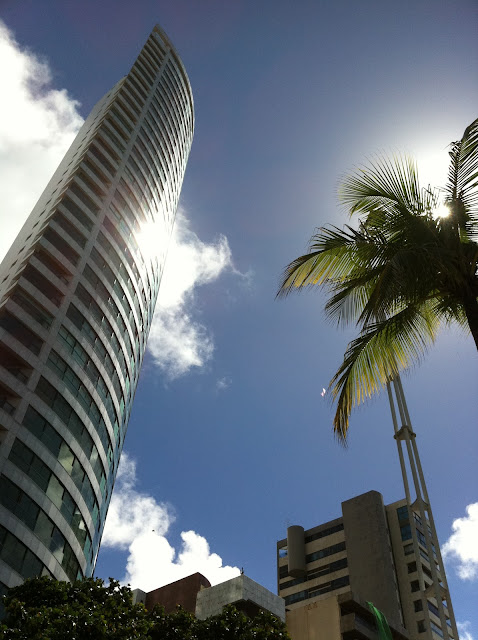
[0,25,193,591]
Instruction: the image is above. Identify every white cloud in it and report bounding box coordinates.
[216,376,232,392]
[442,502,478,580]
[101,453,174,550]
[147,212,235,378]
[457,621,474,640]
[103,453,239,592]
[0,20,83,262]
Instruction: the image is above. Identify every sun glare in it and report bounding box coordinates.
[432,202,451,220]
[135,220,168,263]
[415,148,449,190]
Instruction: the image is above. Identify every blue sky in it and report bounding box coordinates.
[0,1,477,636]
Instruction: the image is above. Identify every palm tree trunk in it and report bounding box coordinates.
[463,296,478,351]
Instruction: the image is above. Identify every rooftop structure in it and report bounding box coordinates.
[133,572,285,623]
[196,573,285,622]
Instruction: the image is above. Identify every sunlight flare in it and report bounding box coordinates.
[135,218,168,264]
[432,202,451,219]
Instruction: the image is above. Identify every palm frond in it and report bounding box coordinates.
[277,225,374,297]
[340,155,424,217]
[446,118,478,218]
[329,302,441,442]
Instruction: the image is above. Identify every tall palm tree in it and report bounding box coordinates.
[278,118,478,442]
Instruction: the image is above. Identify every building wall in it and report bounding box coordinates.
[0,25,194,589]
[196,574,286,622]
[276,491,422,640]
[144,573,211,613]
[277,517,349,610]
[386,499,453,640]
[277,490,457,640]
[342,491,403,630]
[286,597,342,640]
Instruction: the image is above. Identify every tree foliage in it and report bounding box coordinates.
[278,118,478,441]
[0,576,289,640]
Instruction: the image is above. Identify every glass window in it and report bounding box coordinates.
[30,457,51,491]
[43,227,80,266]
[397,505,409,521]
[0,525,45,578]
[22,551,43,579]
[52,212,87,248]
[69,182,100,215]
[2,531,25,573]
[60,196,94,231]
[0,311,44,354]
[8,439,94,556]
[11,288,54,328]
[21,407,102,518]
[306,541,346,563]
[58,442,74,473]
[400,524,412,541]
[34,510,54,544]
[50,527,65,563]
[305,523,344,543]
[46,475,64,508]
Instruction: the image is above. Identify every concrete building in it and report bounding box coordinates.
[277,379,459,640]
[133,573,211,614]
[0,25,193,592]
[278,491,410,640]
[196,573,285,622]
[133,572,285,623]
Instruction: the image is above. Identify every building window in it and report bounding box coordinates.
[305,541,346,563]
[430,621,444,638]
[69,182,100,215]
[411,580,420,593]
[278,547,287,558]
[24,394,108,494]
[427,601,441,618]
[280,558,348,591]
[52,213,87,249]
[22,263,64,306]
[408,561,417,573]
[34,249,71,285]
[305,523,344,543]
[43,227,80,266]
[11,288,54,329]
[0,524,50,580]
[46,349,119,445]
[59,196,94,231]
[0,477,83,582]
[279,564,289,579]
[35,375,112,468]
[397,505,409,522]
[417,620,426,633]
[0,311,44,355]
[414,599,423,612]
[8,438,94,557]
[283,575,350,606]
[400,524,412,541]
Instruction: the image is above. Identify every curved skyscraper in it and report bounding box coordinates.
[0,25,194,590]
